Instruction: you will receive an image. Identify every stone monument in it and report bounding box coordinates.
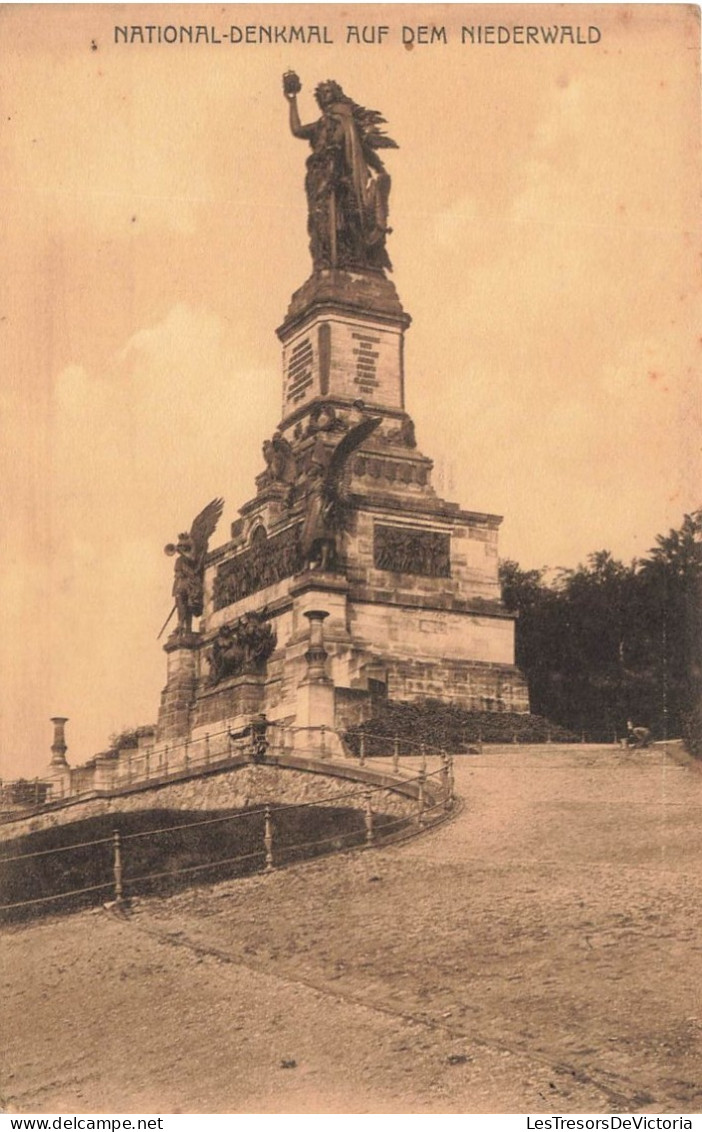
[155,74,529,752]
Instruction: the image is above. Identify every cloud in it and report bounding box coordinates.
[0,302,275,773]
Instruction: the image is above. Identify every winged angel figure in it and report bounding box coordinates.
[161,498,224,638]
[283,72,398,272]
[301,413,381,571]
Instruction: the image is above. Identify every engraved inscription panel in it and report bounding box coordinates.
[373,524,451,578]
[352,331,380,395]
[286,337,314,403]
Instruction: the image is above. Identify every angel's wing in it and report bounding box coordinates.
[326,417,382,491]
[189,497,225,558]
[353,106,399,151]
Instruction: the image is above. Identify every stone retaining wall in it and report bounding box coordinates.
[0,757,425,842]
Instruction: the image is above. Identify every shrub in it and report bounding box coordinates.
[343,700,578,755]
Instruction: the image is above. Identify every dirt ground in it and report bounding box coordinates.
[2,743,701,1114]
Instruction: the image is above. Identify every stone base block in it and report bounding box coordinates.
[157,641,200,741]
[295,676,336,731]
[280,269,409,328]
[291,725,346,760]
[386,658,530,713]
[192,675,266,731]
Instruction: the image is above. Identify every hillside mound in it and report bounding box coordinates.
[0,803,405,924]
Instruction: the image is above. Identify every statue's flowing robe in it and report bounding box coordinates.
[306,101,389,270]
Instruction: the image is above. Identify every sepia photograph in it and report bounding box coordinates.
[1,2,701,1116]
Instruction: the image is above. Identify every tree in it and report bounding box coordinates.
[500,510,702,750]
[499,560,564,722]
[637,510,702,744]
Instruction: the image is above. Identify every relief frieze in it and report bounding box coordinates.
[373,523,451,578]
[213,524,304,609]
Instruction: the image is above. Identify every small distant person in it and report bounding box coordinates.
[251,715,269,764]
[626,720,651,748]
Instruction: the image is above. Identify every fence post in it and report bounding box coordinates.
[364,789,374,846]
[127,749,132,784]
[416,767,426,828]
[205,733,210,765]
[264,805,274,872]
[478,730,483,754]
[448,754,455,805]
[112,829,124,906]
[359,731,366,766]
[420,743,427,776]
[441,752,451,810]
[392,736,400,773]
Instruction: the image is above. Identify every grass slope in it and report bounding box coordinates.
[0,803,407,924]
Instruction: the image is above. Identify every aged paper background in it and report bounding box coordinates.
[1,2,700,1116]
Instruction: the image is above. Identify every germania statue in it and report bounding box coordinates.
[283,71,398,273]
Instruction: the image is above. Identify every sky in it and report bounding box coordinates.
[1,3,700,777]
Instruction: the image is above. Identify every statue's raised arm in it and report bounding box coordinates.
[282,72,398,273]
[283,70,314,141]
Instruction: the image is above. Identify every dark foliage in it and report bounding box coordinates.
[499,510,702,751]
[1,779,50,807]
[344,701,577,756]
[681,699,702,760]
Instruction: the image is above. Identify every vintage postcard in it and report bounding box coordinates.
[1,3,700,1117]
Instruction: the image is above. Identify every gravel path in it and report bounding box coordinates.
[2,743,700,1114]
